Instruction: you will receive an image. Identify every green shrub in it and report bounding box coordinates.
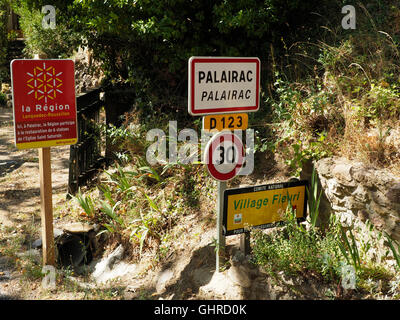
[0,0,8,66]
[69,0,326,104]
[252,207,342,282]
[385,233,400,271]
[12,1,80,58]
[0,91,6,106]
[357,82,400,123]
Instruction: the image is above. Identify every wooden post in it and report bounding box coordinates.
[34,53,55,266]
[39,147,55,266]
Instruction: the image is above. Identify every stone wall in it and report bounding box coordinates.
[301,157,400,241]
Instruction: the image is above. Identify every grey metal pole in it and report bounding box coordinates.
[216,181,226,272]
[240,232,251,256]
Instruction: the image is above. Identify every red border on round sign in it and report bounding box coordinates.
[204,132,245,181]
[188,57,260,116]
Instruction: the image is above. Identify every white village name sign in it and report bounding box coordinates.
[188,57,260,116]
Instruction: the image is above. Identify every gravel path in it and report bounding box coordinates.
[0,106,70,299]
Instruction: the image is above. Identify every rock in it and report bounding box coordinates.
[227,265,252,288]
[31,228,64,248]
[0,269,11,280]
[156,269,174,293]
[392,226,400,241]
[63,222,94,234]
[0,256,12,266]
[331,163,355,186]
[93,261,136,284]
[313,157,334,176]
[93,245,124,272]
[311,157,400,240]
[278,271,295,286]
[231,250,246,264]
[32,239,42,249]
[337,210,355,227]
[192,267,214,287]
[369,213,385,229]
[326,178,342,197]
[199,271,243,299]
[16,249,41,264]
[124,285,141,299]
[352,185,369,202]
[91,245,136,284]
[370,191,389,208]
[344,197,364,210]
[386,183,400,203]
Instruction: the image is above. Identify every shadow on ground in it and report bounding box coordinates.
[0,160,24,177]
[0,293,20,300]
[158,244,216,299]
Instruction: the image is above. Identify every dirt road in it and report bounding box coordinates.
[0,106,70,298]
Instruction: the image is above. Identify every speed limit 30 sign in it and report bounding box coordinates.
[204,131,245,182]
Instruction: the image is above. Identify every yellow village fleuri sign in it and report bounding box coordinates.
[223,180,308,236]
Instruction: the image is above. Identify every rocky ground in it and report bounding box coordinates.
[0,107,71,299]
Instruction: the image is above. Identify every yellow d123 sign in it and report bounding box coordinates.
[222,180,308,236]
[202,113,248,131]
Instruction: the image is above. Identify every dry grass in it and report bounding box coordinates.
[341,118,400,169]
[271,1,400,176]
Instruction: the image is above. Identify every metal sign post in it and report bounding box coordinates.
[216,181,226,271]
[240,232,251,256]
[204,131,245,271]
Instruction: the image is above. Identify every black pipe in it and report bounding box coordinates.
[57,233,93,267]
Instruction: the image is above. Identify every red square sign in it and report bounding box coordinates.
[10,59,78,149]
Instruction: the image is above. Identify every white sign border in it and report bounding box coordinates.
[188,56,260,116]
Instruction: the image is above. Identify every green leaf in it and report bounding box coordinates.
[100,200,124,226]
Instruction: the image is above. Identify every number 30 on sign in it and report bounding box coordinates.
[204,131,245,182]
